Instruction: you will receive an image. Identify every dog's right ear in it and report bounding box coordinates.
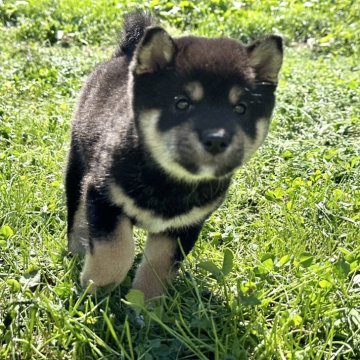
[133,27,176,75]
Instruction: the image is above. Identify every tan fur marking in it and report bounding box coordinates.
[81,217,135,291]
[139,109,224,181]
[132,234,177,299]
[109,182,221,233]
[135,30,175,74]
[248,38,283,83]
[136,46,153,74]
[228,86,243,105]
[242,117,269,162]
[185,81,204,102]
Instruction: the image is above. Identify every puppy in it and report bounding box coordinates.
[65,11,283,299]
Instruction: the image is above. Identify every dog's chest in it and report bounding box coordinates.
[105,152,231,233]
[109,182,224,233]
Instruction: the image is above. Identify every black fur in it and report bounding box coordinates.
[169,225,204,262]
[65,11,283,298]
[65,141,85,236]
[110,150,231,218]
[115,11,156,59]
[86,186,123,246]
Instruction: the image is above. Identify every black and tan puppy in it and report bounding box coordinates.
[65,11,283,299]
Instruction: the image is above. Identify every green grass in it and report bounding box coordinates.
[0,1,359,359]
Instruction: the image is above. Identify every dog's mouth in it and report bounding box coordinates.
[171,127,245,180]
[175,154,242,179]
[138,109,267,182]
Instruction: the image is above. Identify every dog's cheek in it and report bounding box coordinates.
[138,109,171,159]
[138,109,199,179]
[242,118,270,162]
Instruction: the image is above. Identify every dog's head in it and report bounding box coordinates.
[130,27,283,182]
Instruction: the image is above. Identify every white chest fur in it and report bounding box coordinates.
[109,183,222,233]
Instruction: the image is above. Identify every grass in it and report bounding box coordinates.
[0,0,359,359]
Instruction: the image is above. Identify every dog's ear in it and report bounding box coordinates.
[133,27,176,75]
[247,35,283,84]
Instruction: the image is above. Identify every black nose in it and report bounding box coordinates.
[200,129,231,155]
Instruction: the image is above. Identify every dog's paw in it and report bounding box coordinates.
[80,276,118,295]
[80,262,124,292]
[80,249,134,293]
[68,235,87,256]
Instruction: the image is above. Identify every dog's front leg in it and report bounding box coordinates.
[132,225,203,300]
[80,186,135,292]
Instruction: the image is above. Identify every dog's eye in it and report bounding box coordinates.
[234,103,247,115]
[175,97,190,111]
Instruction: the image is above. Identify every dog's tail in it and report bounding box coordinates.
[115,11,156,59]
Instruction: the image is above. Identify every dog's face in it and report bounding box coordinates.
[131,28,283,182]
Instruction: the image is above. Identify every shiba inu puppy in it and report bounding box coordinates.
[65,11,283,299]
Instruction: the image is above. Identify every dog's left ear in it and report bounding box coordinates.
[133,26,176,75]
[247,35,283,84]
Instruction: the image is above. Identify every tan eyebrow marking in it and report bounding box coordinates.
[228,86,244,105]
[184,81,204,102]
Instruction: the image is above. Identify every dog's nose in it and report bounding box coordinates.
[200,129,231,155]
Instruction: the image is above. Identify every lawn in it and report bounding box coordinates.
[0,1,359,359]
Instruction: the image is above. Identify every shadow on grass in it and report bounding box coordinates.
[63,251,255,359]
